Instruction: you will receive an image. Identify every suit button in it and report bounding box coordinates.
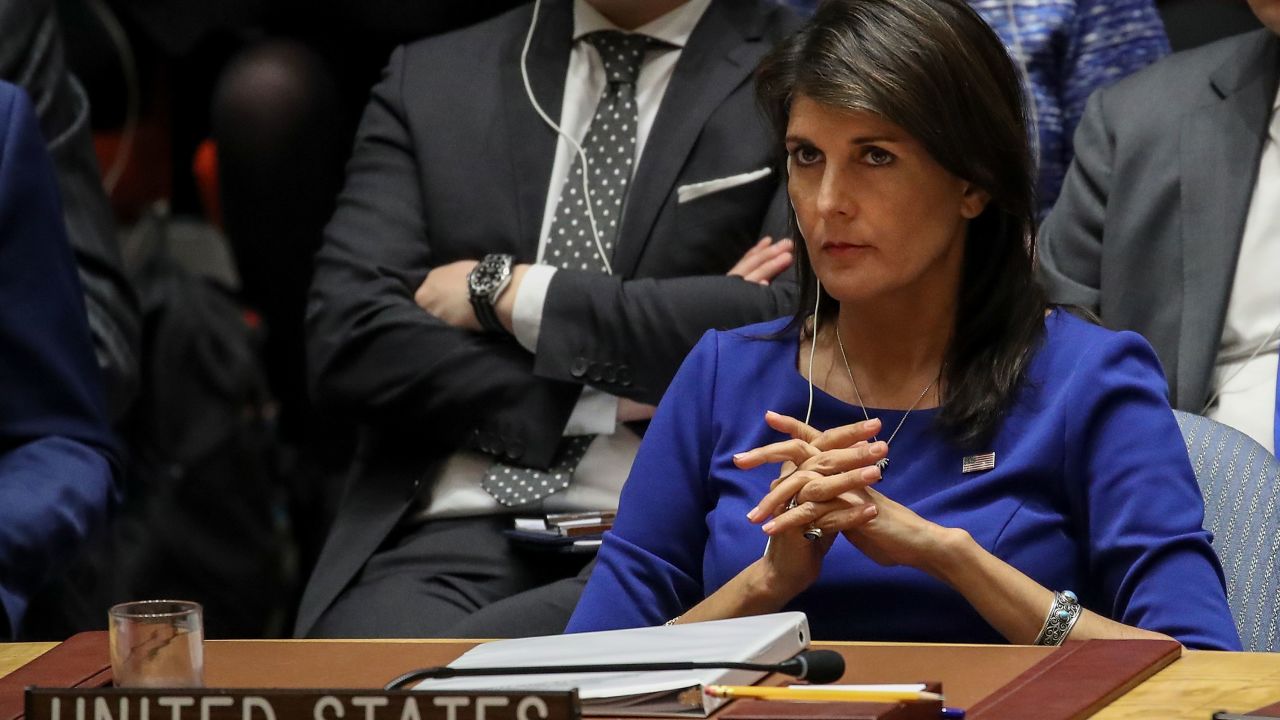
[618,365,633,386]
[571,356,589,378]
[505,440,524,460]
[603,362,618,383]
[588,362,604,382]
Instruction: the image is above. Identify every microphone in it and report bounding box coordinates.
[385,649,845,690]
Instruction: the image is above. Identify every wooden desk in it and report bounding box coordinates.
[2,641,1277,719]
[1092,649,1280,719]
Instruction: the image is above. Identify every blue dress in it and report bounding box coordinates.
[567,311,1241,650]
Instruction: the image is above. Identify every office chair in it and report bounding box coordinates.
[1175,410,1280,652]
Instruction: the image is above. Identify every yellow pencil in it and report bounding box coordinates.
[705,685,944,703]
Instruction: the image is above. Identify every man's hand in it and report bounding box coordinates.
[415,260,481,330]
[728,237,793,285]
[415,260,529,333]
[618,398,657,422]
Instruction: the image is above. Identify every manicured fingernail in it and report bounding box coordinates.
[866,418,882,431]
[870,441,888,457]
[733,452,746,461]
[863,505,878,519]
[762,521,777,533]
[862,465,881,482]
[747,507,763,522]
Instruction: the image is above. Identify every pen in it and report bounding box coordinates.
[940,707,966,719]
[705,685,945,703]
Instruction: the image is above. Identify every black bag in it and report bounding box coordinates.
[22,216,295,639]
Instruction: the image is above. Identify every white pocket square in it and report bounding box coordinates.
[677,167,773,204]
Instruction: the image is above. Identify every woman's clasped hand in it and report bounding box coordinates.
[735,411,962,592]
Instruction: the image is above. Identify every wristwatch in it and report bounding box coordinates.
[468,253,515,333]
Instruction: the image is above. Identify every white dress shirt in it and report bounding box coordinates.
[420,0,711,518]
[1205,83,1280,454]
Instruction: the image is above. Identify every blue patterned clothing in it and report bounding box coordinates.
[779,0,1171,218]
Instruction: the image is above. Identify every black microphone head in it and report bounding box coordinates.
[791,650,845,684]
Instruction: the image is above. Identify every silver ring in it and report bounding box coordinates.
[803,526,824,541]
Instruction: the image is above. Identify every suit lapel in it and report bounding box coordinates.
[501,0,572,259]
[1177,31,1280,408]
[610,1,769,276]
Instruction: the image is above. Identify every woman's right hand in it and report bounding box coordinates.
[747,495,837,601]
[731,412,885,598]
[675,413,882,623]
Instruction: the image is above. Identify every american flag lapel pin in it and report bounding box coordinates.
[962,452,996,474]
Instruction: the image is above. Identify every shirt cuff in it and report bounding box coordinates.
[565,387,619,436]
[512,264,558,353]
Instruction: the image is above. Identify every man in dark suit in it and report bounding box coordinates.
[296,0,801,637]
[0,80,119,639]
[1039,0,1280,454]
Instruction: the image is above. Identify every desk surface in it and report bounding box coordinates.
[2,640,1278,720]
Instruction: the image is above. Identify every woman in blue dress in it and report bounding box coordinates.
[567,0,1240,650]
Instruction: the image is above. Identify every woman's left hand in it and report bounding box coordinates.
[837,487,957,575]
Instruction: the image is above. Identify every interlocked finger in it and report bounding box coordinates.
[797,441,887,475]
[764,493,875,536]
[756,468,823,516]
[795,464,882,505]
[766,412,881,451]
[733,437,820,470]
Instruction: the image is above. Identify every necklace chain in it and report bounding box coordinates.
[834,324,938,471]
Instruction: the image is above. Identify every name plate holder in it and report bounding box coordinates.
[24,689,580,720]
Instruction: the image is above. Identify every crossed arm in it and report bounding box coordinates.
[412,237,795,421]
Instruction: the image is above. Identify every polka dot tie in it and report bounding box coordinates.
[482,30,659,508]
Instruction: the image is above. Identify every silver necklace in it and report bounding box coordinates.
[834,323,938,473]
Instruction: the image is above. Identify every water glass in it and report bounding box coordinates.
[108,600,204,688]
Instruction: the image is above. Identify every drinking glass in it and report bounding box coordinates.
[108,600,204,688]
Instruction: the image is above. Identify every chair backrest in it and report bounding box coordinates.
[1174,410,1280,652]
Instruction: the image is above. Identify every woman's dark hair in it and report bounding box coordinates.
[756,0,1046,446]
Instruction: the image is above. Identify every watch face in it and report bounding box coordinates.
[471,256,510,296]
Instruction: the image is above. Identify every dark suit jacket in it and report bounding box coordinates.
[0,81,118,638]
[0,0,140,421]
[1039,29,1280,411]
[296,0,801,635]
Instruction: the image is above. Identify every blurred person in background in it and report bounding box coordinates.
[0,0,140,421]
[0,79,120,639]
[1040,0,1280,454]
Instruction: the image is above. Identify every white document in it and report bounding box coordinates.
[413,613,811,717]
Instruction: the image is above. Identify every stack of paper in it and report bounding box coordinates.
[506,512,616,552]
[513,511,616,536]
[413,613,812,717]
